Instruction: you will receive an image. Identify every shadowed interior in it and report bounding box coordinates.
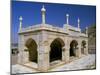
[25,38,38,63]
[70,40,78,56]
[81,40,86,54]
[50,38,64,62]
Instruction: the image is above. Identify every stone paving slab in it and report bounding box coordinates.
[24,62,38,69]
[50,54,95,71]
[12,54,95,74]
[12,64,38,74]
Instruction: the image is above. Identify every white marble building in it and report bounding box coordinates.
[18,5,88,72]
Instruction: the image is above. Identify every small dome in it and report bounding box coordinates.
[66,14,69,17]
[19,16,23,20]
[41,5,46,11]
[78,18,80,22]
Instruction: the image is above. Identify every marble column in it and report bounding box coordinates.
[37,46,49,72]
[76,40,81,58]
[84,40,88,55]
[62,46,69,63]
[62,39,70,63]
[18,35,25,64]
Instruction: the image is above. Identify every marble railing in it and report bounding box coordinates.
[80,33,88,37]
[19,24,87,37]
[21,24,66,33]
[67,25,81,32]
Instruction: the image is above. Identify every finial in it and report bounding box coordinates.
[19,16,23,31]
[41,5,46,12]
[66,14,69,25]
[85,26,88,34]
[43,5,44,8]
[41,5,46,24]
[66,14,69,17]
[19,16,23,21]
[78,17,80,28]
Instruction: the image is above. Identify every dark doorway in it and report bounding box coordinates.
[70,40,78,56]
[25,38,37,63]
[81,40,86,54]
[50,38,64,62]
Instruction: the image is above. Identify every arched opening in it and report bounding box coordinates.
[50,38,65,62]
[70,40,78,56]
[25,38,38,63]
[81,40,86,54]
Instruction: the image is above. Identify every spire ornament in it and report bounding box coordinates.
[66,14,69,25]
[41,5,46,24]
[19,16,23,31]
[78,18,80,28]
[85,27,88,34]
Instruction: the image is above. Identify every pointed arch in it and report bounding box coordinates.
[81,40,86,54]
[25,38,38,63]
[70,40,78,56]
[50,38,65,62]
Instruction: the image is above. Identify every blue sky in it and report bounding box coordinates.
[11,1,96,43]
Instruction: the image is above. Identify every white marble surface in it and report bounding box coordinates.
[12,54,95,74]
[50,54,95,71]
[12,64,38,74]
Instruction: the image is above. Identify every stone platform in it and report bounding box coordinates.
[12,54,95,74]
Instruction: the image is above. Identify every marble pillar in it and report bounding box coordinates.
[62,47,69,63]
[38,46,49,72]
[76,40,81,57]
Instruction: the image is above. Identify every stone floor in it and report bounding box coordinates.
[11,54,18,65]
[49,54,96,71]
[11,54,96,74]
